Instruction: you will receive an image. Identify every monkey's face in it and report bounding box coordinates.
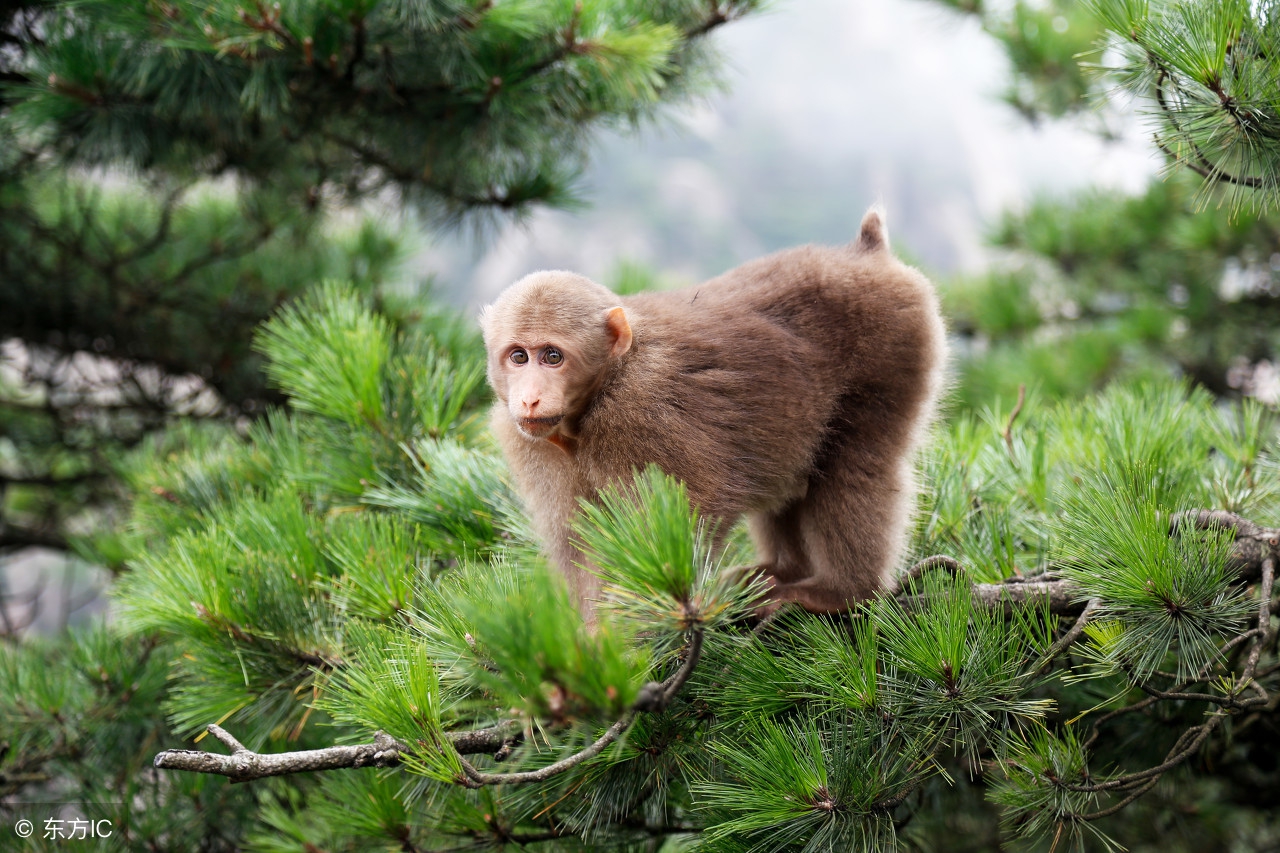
[493,340,587,439]
[480,273,634,443]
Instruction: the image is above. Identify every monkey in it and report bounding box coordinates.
[479,206,946,617]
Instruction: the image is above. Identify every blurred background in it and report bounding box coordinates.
[422,0,1156,300]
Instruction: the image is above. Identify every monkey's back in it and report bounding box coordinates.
[576,242,945,518]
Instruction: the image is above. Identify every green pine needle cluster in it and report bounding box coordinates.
[417,556,650,722]
[576,466,764,641]
[1091,0,1280,211]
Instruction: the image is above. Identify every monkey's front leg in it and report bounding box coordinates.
[492,414,603,620]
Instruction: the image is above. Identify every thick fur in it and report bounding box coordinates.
[481,207,947,614]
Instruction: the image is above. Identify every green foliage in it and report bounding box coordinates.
[996,1,1102,122]
[7,284,1277,852]
[1050,386,1252,680]
[576,466,761,642]
[877,574,1055,752]
[932,0,1106,124]
[0,170,409,563]
[320,622,460,782]
[1091,0,1280,211]
[0,172,406,408]
[1,2,786,850]
[7,0,763,223]
[419,557,650,722]
[697,713,927,852]
[988,726,1118,853]
[256,283,394,425]
[0,626,260,851]
[942,174,1280,408]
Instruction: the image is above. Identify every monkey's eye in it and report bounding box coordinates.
[510,348,529,365]
[543,347,563,366]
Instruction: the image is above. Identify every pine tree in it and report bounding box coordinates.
[921,1,1280,414]
[5,2,1280,851]
[941,171,1280,408]
[7,286,1271,851]
[0,0,758,561]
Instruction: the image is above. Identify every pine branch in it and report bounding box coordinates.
[153,511,1273,791]
[1042,549,1276,824]
[456,713,635,789]
[155,726,405,781]
[155,629,706,785]
[1033,597,1102,676]
[445,627,703,788]
[907,509,1279,617]
[1153,70,1267,190]
[1170,510,1280,580]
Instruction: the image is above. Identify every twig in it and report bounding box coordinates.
[457,713,635,788]
[455,627,706,787]
[1153,70,1265,190]
[1056,550,1278,817]
[1242,555,1275,681]
[898,555,963,590]
[1066,712,1224,796]
[1034,597,1101,676]
[1003,383,1026,459]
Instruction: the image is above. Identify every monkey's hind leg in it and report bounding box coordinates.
[763,440,916,614]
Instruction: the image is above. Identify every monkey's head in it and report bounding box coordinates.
[480,271,633,443]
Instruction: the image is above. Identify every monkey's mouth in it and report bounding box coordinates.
[517,415,563,437]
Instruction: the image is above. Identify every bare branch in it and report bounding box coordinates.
[154,728,403,782]
[457,713,636,788]
[1034,597,1101,675]
[893,555,963,594]
[899,507,1278,617]
[1241,554,1275,681]
[153,722,522,782]
[634,627,704,712]
[1170,509,1280,580]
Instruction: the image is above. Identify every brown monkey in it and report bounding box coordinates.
[480,207,946,615]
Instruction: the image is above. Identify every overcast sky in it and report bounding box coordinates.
[417,0,1160,305]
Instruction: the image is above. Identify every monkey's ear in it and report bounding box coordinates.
[854,205,889,254]
[605,306,633,357]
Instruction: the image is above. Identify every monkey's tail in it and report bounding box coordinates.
[854,204,889,254]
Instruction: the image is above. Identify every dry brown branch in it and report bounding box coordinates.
[152,722,522,782]
[1003,383,1027,458]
